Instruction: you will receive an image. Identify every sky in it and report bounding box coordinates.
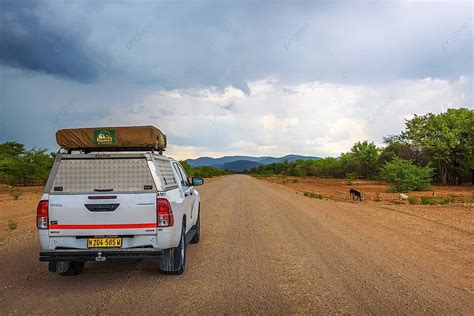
[0,0,472,160]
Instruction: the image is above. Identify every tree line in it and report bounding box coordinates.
[0,142,229,186]
[249,108,473,189]
[180,161,230,178]
[0,108,471,188]
[0,142,54,186]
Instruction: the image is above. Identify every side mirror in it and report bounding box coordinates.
[192,177,204,186]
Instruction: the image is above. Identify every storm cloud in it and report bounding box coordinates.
[0,0,108,82]
[0,0,472,158]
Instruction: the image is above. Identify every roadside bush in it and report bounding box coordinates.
[420,195,456,205]
[304,192,323,199]
[465,196,474,204]
[9,187,21,200]
[420,196,437,205]
[344,173,356,185]
[8,220,17,230]
[437,195,455,205]
[446,194,456,204]
[382,157,434,192]
[407,196,417,204]
[437,198,449,205]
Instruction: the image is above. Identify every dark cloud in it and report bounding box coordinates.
[0,0,104,82]
[1,1,471,90]
[0,0,471,155]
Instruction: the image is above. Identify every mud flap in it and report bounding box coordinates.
[56,261,71,273]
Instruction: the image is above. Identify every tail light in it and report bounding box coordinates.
[36,200,49,230]
[157,198,174,227]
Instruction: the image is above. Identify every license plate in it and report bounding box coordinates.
[87,237,122,248]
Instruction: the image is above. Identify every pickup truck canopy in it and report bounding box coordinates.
[56,125,167,151]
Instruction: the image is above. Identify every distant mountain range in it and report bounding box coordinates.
[186,154,320,172]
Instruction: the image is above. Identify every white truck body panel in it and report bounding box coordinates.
[48,193,158,237]
[38,152,200,253]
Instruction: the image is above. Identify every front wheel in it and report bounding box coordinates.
[160,223,186,275]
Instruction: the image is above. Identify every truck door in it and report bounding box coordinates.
[172,162,194,232]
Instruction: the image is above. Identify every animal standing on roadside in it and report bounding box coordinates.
[432,192,437,197]
[400,193,409,203]
[350,188,363,201]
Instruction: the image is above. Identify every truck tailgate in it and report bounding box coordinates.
[48,193,157,237]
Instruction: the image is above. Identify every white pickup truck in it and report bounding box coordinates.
[37,151,202,275]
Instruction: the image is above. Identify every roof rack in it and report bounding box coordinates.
[75,147,164,154]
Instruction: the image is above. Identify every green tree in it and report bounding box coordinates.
[20,148,54,185]
[179,160,229,178]
[403,108,473,184]
[179,160,194,177]
[0,142,54,185]
[348,141,381,179]
[382,157,434,192]
[0,142,26,184]
[379,135,430,167]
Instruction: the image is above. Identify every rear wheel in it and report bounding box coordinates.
[160,223,186,275]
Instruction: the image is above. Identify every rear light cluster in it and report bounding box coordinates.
[156,198,174,227]
[36,200,49,229]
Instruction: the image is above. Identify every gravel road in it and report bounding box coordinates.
[0,175,472,314]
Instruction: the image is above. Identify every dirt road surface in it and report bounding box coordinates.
[0,175,473,314]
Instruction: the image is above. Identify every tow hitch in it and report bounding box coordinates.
[95,252,107,262]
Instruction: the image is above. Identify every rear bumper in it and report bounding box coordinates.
[39,248,163,262]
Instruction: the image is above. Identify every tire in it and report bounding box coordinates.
[160,223,186,275]
[190,206,200,244]
[56,261,85,276]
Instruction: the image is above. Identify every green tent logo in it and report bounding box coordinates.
[94,129,116,145]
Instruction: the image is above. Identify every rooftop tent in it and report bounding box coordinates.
[56,126,167,151]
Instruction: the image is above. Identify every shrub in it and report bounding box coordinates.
[386,187,397,193]
[465,196,474,204]
[344,173,356,185]
[382,157,434,192]
[420,196,437,205]
[9,187,21,200]
[437,195,455,205]
[438,199,449,205]
[8,220,17,230]
[446,194,456,204]
[407,196,417,204]
[304,192,323,199]
[420,195,457,205]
